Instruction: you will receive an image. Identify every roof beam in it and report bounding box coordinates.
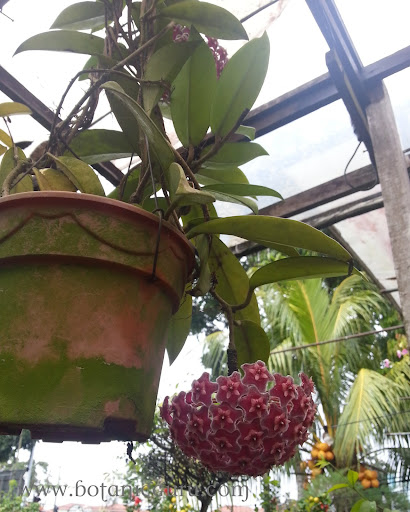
[0,66,124,185]
[243,44,410,139]
[230,162,410,257]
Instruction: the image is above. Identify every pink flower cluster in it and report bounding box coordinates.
[161,361,316,476]
[172,25,228,77]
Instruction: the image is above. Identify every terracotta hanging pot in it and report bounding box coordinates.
[0,192,195,443]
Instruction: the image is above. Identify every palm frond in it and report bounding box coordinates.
[334,368,403,466]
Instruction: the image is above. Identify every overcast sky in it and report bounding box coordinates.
[1,0,410,509]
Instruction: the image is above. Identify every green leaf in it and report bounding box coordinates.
[210,190,258,214]
[353,501,376,512]
[0,147,33,193]
[197,167,249,186]
[50,2,107,30]
[315,459,330,469]
[249,257,353,290]
[0,102,32,117]
[143,41,201,114]
[102,81,175,172]
[211,32,269,137]
[0,128,13,147]
[159,1,248,40]
[327,483,349,493]
[171,38,217,146]
[187,216,352,261]
[351,500,365,512]
[14,31,125,60]
[0,145,6,156]
[235,125,256,140]
[208,236,260,323]
[68,129,136,164]
[48,154,105,196]
[347,469,359,486]
[201,142,268,170]
[34,168,78,192]
[166,292,192,365]
[108,166,140,201]
[203,183,282,200]
[106,75,140,154]
[167,162,215,209]
[234,320,270,366]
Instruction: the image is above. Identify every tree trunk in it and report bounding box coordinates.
[200,495,213,512]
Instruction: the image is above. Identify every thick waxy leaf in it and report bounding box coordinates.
[48,155,105,196]
[203,183,282,200]
[15,31,125,60]
[106,75,140,154]
[0,128,13,147]
[234,320,270,366]
[0,147,32,193]
[197,167,249,186]
[102,81,174,172]
[69,129,136,164]
[211,33,270,137]
[34,168,77,192]
[181,203,218,231]
[171,38,217,146]
[201,142,268,169]
[50,2,107,30]
[166,292,192,365]
[235,125,256,140]
[0,102,32,117]
[187,216,352,261]
[143,41,200,114]
[208,236,260,322]
[159,1,247,40]
[167,162,215,208]
[210,190,258,214]
[249,257,353,290]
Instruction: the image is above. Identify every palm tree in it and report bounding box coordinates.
[261,274,410,471]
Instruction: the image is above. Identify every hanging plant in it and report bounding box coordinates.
[0,0,358,445]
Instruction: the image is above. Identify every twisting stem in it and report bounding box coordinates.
[191,109,250,171]
[54,21,174,140]
[1,161,29,196]
[212,290,238,374]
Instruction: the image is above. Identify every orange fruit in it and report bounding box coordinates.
[300,461,307,470]
[324,451,334,461]
[308,460,316,469]
[320,442,330,452]
[369,470,378,480]
[318,450,326,460]
[358,472,365,481]
[361,479,371,489]
[364,470,373,479]
[371,479,379,488]
[311,468,322,477]
[311,449,319,459]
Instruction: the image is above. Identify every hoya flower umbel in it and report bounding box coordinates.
[161,361,316,476]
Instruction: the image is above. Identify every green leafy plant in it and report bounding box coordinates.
[1,0,356,372]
